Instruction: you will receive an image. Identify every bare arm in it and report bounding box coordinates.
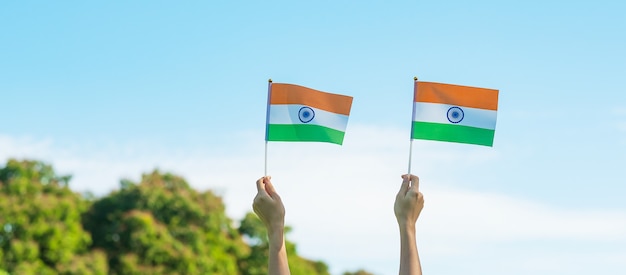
[253,176,290,275]
[394,174,425,275]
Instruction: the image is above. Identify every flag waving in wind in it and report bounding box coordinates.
[266,82,353,145]
[412,81,499,146]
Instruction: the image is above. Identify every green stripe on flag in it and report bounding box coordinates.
[412,121,495,146]
[267,124,346,145]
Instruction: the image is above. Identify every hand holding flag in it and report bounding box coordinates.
[263,80,354,175]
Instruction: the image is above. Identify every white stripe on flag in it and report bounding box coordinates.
[413,102,497,130]
[269,104,349,132]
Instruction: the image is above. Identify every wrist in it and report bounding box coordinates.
[268,227,285,250]
[267,223,285,238]
[398,222,416,234]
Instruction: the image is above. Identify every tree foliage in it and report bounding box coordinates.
[0,159,107,274]
[0,159,375,274]
[83,170,247,274]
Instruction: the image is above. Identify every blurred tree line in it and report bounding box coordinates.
[0,159,375,275]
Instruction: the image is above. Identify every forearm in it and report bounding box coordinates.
[399,224,422,275]
[268,227,290,275]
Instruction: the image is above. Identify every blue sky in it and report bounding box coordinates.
[2,1,626,274]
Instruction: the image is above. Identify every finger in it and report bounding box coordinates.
[256,177,269,195]
[409,174,420,192]
[398,174,410,197]
[264,177,279,198]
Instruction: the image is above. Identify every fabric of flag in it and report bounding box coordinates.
[266,83,353,145]
[412,81,499,146]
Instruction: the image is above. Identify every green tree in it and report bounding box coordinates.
[238,212,330,275]
[1,160,334,274]
[0,159,107,274]
[83,170,248,274]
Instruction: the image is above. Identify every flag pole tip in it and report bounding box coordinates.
[268,78,273,83]
[414,76,418,81]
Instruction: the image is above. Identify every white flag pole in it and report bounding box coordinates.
[264,79,273,176]
[408,139,414,175]
[408,77,418,175]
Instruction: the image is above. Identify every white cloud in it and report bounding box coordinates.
[422,188,626,242]
[2,126,625,275]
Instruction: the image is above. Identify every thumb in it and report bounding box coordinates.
[264,177,279,198]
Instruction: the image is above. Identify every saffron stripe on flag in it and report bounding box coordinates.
[416,82,499,111]
[413,102,497,130]
[270,83,352,115]
[267,124,346,145]
[412,121,495,146]
[269,104,349,132]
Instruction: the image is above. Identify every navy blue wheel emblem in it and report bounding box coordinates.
[298,106,315,123]
[447,106,464,123]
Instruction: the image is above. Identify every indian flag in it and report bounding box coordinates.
[412,81,499,146]
[266,83,353,145]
